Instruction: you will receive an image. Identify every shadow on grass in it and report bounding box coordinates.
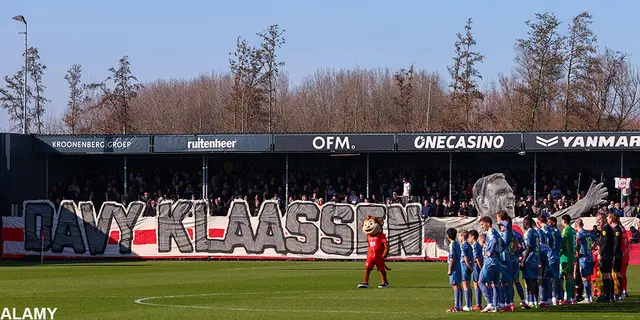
[528,298,640,313]
[273,268,363,271]
[0,258,152,268]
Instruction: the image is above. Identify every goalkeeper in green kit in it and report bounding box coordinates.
[559,215,576,304]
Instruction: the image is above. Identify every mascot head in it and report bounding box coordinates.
[362,215,384,235]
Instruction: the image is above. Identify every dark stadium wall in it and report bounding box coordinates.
[0,134,8,217]
[0,134,6,253]
[5,134,45,216]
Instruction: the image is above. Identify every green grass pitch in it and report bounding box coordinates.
[0,260,638,319]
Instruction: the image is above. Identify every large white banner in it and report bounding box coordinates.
[2,199,638,261]
[1,200,426,260]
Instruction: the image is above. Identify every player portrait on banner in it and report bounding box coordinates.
[473,173,608,221]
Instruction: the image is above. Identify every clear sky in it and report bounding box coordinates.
[1,0,639,132]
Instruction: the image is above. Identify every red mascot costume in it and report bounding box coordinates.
[358,215,391,288]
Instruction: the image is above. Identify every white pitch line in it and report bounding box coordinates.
[134,291,419,315]
[135,291,640,316]
[268,295,424,301]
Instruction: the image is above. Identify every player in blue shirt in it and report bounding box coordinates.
[540,242,560,308]
[532,216,546,299]
[459,230,474,311]
[479,216,502,313]
[546,241,561,300]
[538,215,556,250]
[536,215,554,303]
[548,217,563,253]
[469,229,484,310]
[495,226,510,312]
[538,242,549,307]
[521,216,540,309]
[534,217,548,246]
[497,212,516,312]
[498,211,525,311]
[575,218,597,304]
[446,228,463,312]
[511,227,527,306]
[548,216,564,305]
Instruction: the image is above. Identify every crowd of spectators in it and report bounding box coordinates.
[45,155,640,221]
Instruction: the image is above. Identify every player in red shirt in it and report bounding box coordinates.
[617,216,630,298]
[358,215,391,289]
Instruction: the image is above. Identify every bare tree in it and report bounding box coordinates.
[447,18,484,130]
[0,70,30,132]
[392,63,415,131]
[43,112,68,134]
[610,60,640,129]
[229,37,266,132]
[111,65,447,134]
[563,12,597,129]
[88,56,143,134]
[448,33,463,100]
[257,25,286,133]
[26,48,48,134]
[575,48,625,130]
[126,72,233,134]
[0,47,47,133]
[63,64,88,134]
[46,11,640,134]
[515,12,566,130]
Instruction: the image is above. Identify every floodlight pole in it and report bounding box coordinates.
[13,15,28,134]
